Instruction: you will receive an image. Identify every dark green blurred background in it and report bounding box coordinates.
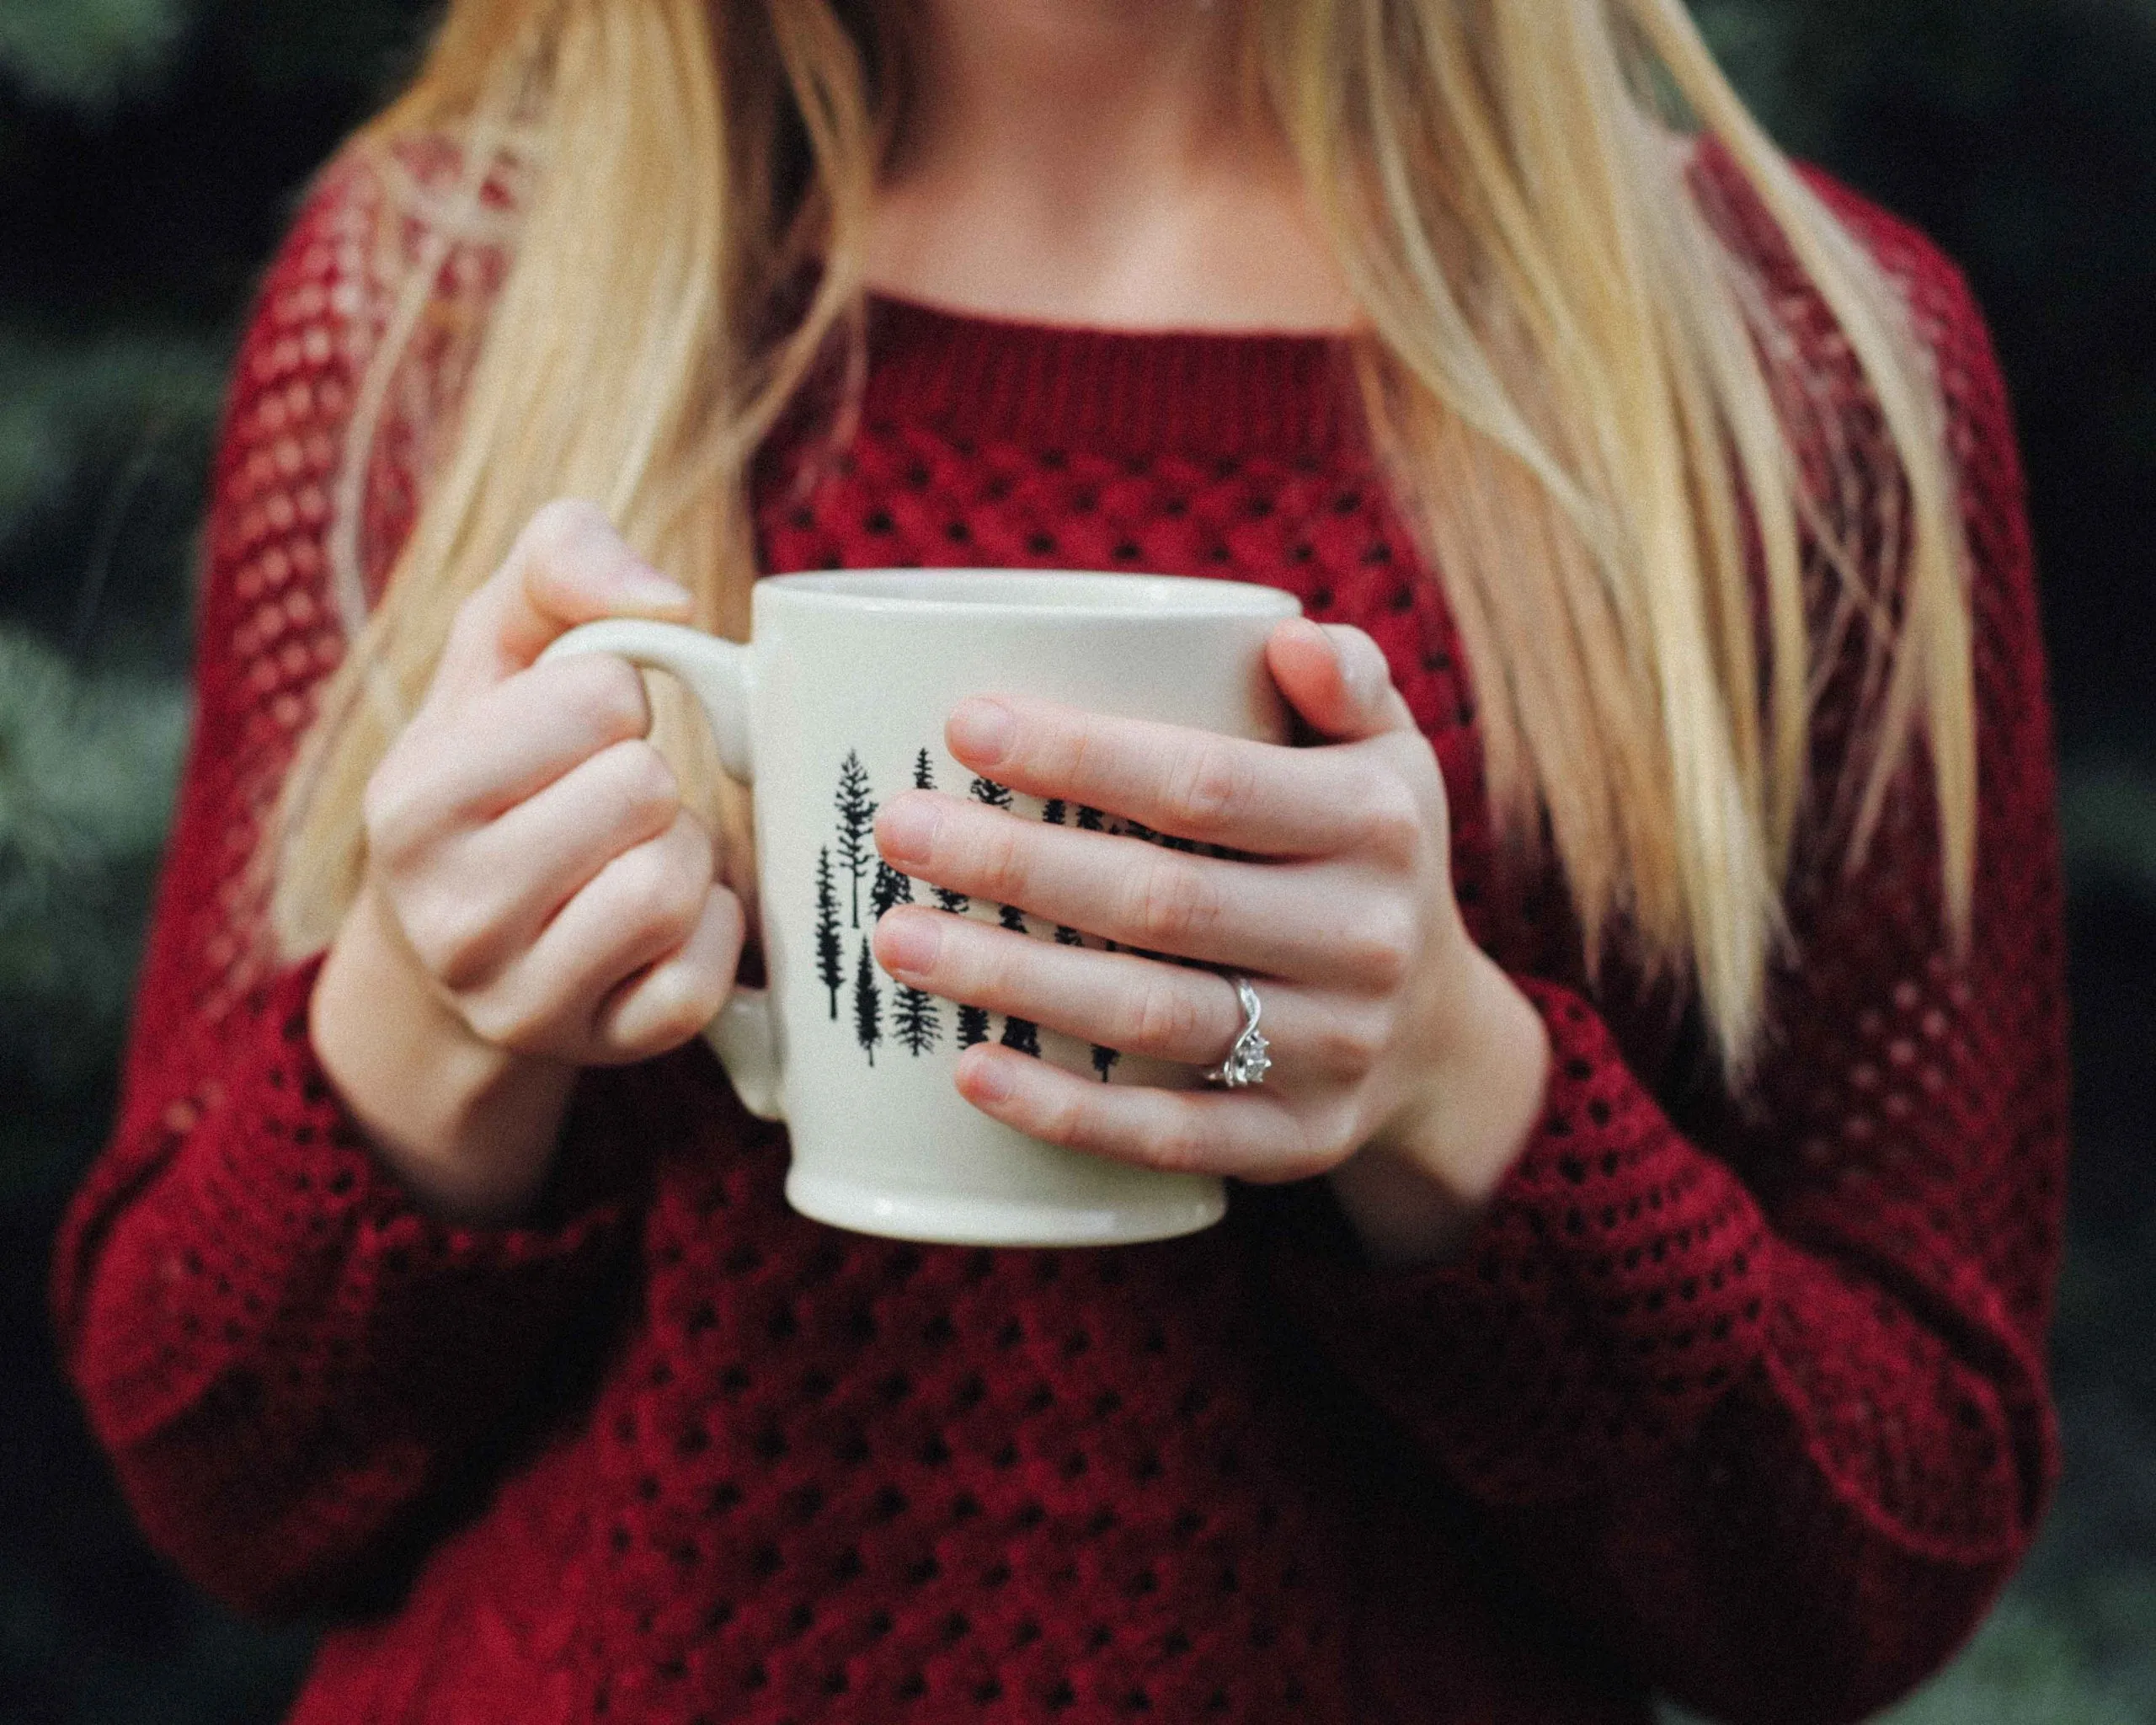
[1,2,2150,1720]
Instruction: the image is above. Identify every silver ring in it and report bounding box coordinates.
[1206,975,1273,1089]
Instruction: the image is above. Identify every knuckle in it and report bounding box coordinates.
[360,770,415,861]
[618,847,705,946]
[411,896,496,991]
[600,739,681,829]
[1168,739,1251,829]
[632,964,728,1050]
[1312,1007,1387,1080]
[977,817,1033,903]
[463,987,548,1054]
[604,834,676,916]
[680,945,736,1023]
[1340,901,1417,991]
[1034,1085,1094,1153]
[521,497,609,565]
[1128,856,1218,948]
[1320,1103,1365,1165]
[362,729,451,862]
[1059,710,1108,785]
[648,879,709,952]
[1290,1106,1361,1179]
[974,927,1028,1000]
[1129,972,1205,1057]
[1356,775,1425,863]
[656,824,719,915]
[564,652,652,742]
[1141,1104,1212,1176]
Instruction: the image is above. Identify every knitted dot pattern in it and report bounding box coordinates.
[54,143,2066,1723]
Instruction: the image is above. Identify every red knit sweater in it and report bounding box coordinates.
[56,143,2067,1725]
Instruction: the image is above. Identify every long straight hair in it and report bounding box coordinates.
[264,0,1976,1079]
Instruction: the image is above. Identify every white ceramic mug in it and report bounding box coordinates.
[542,569,1300,1247]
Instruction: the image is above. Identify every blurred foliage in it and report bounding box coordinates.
[1694,0,2156,763]
[0,0,188,114]
[2061,764,2156,909]
[0,631,185,1167]
[0,1,2149,1722]
[1879,1580,2156,1725]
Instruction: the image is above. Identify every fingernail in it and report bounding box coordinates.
[876,911,941,975]
[619,562,694,608]
[964,1050,1015,1103]
[877,795,942,866]
[1324,624,1378,707]
[948,697,1015,765]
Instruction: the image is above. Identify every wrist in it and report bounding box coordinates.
[1329,948,1551,1268]
[312,881,579,1225]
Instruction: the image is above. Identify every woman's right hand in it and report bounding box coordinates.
[310,500,747,1221]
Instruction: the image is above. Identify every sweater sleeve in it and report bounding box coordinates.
[51,147,647,1621]
[1282,203,2067,1720]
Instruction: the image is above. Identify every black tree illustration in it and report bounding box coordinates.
[893,983,941,1056]
[957,1002,992,1049]
[814,846,844,1018]
[1000,1012,1041,1057]
[871,857,913,920]
[835,750,877,927]
[915,749,969,914]
[853,937,882,1065]
[1042,799,1084,948]
[1075,806,1121,1077]
[995,903,1042,1053]
[965,773,1036,1049]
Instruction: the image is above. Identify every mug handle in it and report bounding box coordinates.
[537,618,785,1122]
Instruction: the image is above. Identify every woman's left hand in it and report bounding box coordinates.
[872,617,1552,1264]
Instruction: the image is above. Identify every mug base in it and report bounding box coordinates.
[785,1167,1227,1248]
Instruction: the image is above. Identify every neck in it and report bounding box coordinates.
[866,1,1355,334]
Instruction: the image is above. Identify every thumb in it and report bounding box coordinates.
[431,499,693,705]
[1266,618,1413,743]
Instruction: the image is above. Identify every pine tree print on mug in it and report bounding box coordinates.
[834,750,877,927]
[852,937,882,1065]
[916,750,969,915]
[1074,804,1121,1079]
[999,1010,1041,1056]
[893,981,941,1055]
[871,858,912,920]
[865,834,940,1056]
[817,751,1195,1077]
[969,776,1038,1050]
[1041,800,1084,945]
[814,847,844,1019]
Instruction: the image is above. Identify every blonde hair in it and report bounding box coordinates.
[265,0,1975,1080]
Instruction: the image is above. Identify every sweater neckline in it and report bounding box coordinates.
[860,290,1362,462]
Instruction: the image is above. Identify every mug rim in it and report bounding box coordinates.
[758,568,1303,621]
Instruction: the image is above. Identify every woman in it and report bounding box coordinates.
[56,1,2067,1720]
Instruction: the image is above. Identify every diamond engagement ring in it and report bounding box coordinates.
[1207,975,1273,1089]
